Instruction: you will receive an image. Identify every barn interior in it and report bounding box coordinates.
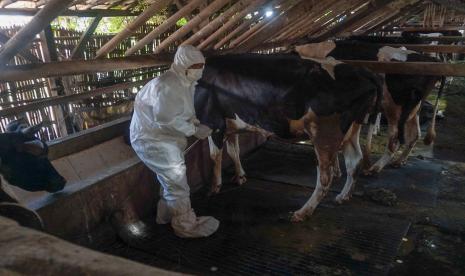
[1,0,465,275]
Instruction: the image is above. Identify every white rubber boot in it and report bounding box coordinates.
[168,198,219,238]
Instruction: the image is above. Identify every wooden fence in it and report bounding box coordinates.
[0,22,176,141]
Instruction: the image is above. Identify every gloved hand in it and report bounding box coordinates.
[190,117,201,126]
[194,124,212,139]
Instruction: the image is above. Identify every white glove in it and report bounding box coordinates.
[194,124,212,139]
[190,117,201,126]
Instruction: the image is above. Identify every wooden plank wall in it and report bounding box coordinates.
[0,23,173,141]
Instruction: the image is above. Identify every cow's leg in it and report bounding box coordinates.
[369,87,401,174]
[369,121,399,173]
[331,154,342,179]
[292,146,335,222]
[362,117,377,171]
[226,134,247,185]
[225,114,273,138]
[291,113,341,222]
[208,136,223,194]
[392,114,420,167]
[335,124,362,204]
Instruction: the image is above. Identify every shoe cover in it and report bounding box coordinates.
[155,199,171,225]
[168,198,219,238]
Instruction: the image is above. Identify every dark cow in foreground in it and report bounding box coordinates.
[295,41,445,174]
[194,54,382,221]
[0,118,66,203]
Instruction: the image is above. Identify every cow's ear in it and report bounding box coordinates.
[21,122,43,137]
[6,118,28,133]
[16,140,47,156]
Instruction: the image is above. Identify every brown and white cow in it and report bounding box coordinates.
[194,53,382,221]
[295,41,445,174]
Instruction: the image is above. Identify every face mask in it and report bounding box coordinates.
[186,69,203,82]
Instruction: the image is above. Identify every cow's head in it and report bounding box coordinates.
[0,119,66,193]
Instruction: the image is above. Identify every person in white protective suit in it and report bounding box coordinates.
[130,45,219,238]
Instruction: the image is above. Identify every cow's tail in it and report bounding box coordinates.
[424,75,445,145]
[363,73,384,168]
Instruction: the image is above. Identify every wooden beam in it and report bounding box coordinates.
[342,60,465,76]
[0,8,142,17]
[0,54,173,81]
[346,35,465,43]
[382,26,465,31]
[125,0,206,56]
[0,0,74,66]
[181,0,255,46]
[197,0,266,50]
[0,80,148,118]
[0,31,40,63]
[95,0,172,59]
[153,0,232,53]
[381,43,465,53]
[71,16,102,60]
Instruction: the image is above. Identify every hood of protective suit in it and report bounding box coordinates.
[170,45,205,86]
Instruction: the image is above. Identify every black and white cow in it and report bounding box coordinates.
[0,118,66,203]
[295,41,445,174]
[194,53,382,221]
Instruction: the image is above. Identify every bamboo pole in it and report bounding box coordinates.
[182,0,255,46]
[125,0,206,56]
[95,0,172,59]
[213,11,262,50]
[0,0,74,66]
[197,0,266,50]
[0,54,174,81]
[0,80,148,118]
[71,16,102,59]
[0,0,16,8]
[153,0,233,53]
[0,8,141,17]
[229,16,271,48]
[234,0,307,53]
[278,0,342,42]
[0,31,40,63]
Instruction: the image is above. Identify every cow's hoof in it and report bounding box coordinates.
[290,211,306,223]
[232,174,247,186]
[368,166,381,175]
[335,194,350,204]
[391,160,406,168]
[208,185,222,196]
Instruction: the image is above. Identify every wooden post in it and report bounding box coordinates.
[153,0,232,53]
[95,0,172,59]
[71,16,102,60]
[125,0,206,56]
[0,0,74,66]
[197,0,266,50]
[229,15,273,48]
[182,0,255,46]
[40,25,74,136]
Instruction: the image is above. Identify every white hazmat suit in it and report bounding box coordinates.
[130,45,219,238]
